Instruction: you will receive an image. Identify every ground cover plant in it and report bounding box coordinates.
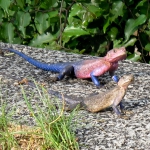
[0,83,79,150]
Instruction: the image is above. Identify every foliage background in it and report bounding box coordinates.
[0,0,150,63]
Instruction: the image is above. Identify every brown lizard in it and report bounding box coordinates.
[0,72,133,116]
[49,74,134,116]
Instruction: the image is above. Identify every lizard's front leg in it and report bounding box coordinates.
[90,66,110,87]
[90,73,119,87]
[109,71,119,82]
[112,105,129,119]
[114,77,125,114]
[90,73,100,87]
[112,104,122,116]
[119,102,125,114]
[57,65,74,80]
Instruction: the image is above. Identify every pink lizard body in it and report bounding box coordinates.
[1,47,126,87]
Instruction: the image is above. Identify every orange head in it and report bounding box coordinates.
[104,47,127,62]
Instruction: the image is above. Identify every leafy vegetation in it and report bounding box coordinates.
[0,84,79,149]
[0,0,150,63]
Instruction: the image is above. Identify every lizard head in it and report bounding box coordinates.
[118,74,134,89]
[105,47,127,62]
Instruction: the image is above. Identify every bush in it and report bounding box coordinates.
[0,0,150,62]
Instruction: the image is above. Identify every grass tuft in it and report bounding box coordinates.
[0,83,79,150]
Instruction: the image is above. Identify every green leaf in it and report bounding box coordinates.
[68,3,85,25]
[97,41,108,55]
[145,30,150,35]
[124,38,137,47]
[145,43,150,51]
[113,39,123,48]
[110,0,124,21]
[68,3,100,28]
[63,26,90,37]
[40,0,58,9]
[68,3,83,18]
[113,38,137,48]
[136,0,147,8]
[16,0,25,9]
[135,0,149,16]
[13,37,22,44]
[127,53,141,62]
[3,23,15,43]
[86,5,102,18]
[0,9,4,23]
[48,11,58,18]
[63,26,90,44]
[103,19,110,33]
[29,33,56,47]
[108,27,118,41]
[16,11,31,38]
[124,14,147,42]
[0,0,11,13]
[35,12,50,34]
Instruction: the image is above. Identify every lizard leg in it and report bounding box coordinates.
[112,75,119,82]
[57,65,74,80]
[90,64,112,87]
[119,102,125,114]
[112,105,121,116]
[90,73,100,87]
[109,71,119,82]
[119,102,133,116]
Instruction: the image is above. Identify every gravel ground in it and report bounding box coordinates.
[0,42,150,150]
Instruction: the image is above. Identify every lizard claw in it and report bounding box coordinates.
[118,114,130,120]
[121,110,126,115]
[96,85,103,89]
[123,110,134,115]
[118,110,133,120]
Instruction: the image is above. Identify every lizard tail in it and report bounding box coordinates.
[3,48,62,72]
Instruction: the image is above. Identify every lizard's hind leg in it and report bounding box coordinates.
[57,65,74,80]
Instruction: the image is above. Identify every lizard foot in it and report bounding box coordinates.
[96,84,104,89]
[112,75,119,83]
[118,114,130,120]
[123,110,134,116]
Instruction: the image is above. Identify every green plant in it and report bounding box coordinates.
[21,84,79,150]
[0,83,79,149]
[0,104,18,149]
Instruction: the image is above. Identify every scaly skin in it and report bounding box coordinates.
[1,47,126,87]
[82,74,134,115]
[49,75,134,116]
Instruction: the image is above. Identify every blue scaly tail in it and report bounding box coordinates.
[4,48,72,72]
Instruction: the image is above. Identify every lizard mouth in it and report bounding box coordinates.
[118,74,134,88]
[130,77,134,83]
[109,54,127,62]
